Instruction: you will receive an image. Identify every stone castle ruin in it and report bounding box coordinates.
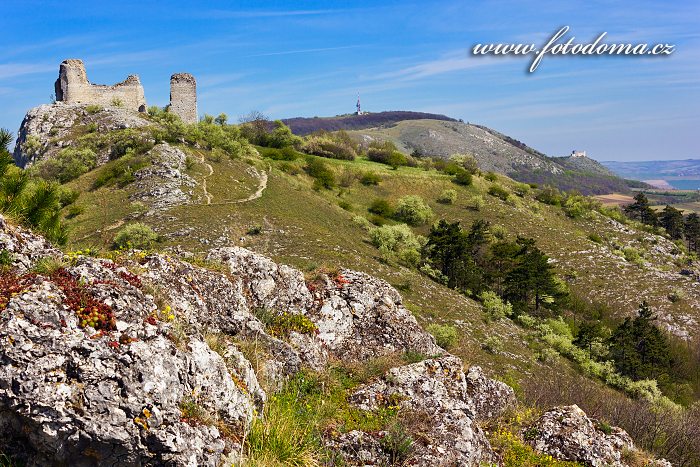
[54,59,197,124]
[169,73,197,125]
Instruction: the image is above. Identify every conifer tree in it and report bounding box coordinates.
[685,213,700,253]
[608,301,670,380]
[624,192,658,226]
[660,205,684,240]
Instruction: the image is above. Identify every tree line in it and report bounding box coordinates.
[625,192,700,252]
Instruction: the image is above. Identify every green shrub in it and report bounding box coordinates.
[0,250,12,267]
[483,335,504,353]
[360,171,381,186]
[367,141,416,169]
[537,347,560,363]
[352,215,373,231]
[563,194,600,218]
[588,233,603,244]
[302,133,356,160]
[516,314,537,328]
[305,158,335,190]
[437,189,457,204]
[470,195,485,211]
[247,225,263,235]
[34,147,97,183]
[449,153,479,174]
[57,187,80,207]
[488,184,510,201]
[453,169,473,186]
[394,195,433,225]
[113,223,158,250]
[65,204,84,219]
[260,146,299,161]
[480,290,513,321]
[369,224,424,265]
[380,423,414,464]
[535,185,562,205]
[109,129,155,160]
[427,323,459,350]
[623,246,644,265]
[266,120,303,149]
[513,183,530,197]
[93,154,149,189]
[368,198,393,217]
[85,104,102,114]
[338,200,352,211]
[491,224,508,239]
[484,172,498,182]
[668,288,685,303]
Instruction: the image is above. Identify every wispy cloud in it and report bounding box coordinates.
[0,63,54,80]
[245,45,362,58]
[369,51,508,82]
[196,9,343,19]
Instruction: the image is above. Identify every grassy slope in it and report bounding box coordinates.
[346,119,632,195]
[63,147,700,380]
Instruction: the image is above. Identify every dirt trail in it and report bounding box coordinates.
[209,165,269,206]
[194,151,214,205]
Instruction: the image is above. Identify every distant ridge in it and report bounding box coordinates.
[282,111,457,135]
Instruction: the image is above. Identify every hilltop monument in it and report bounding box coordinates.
[53,59,197,123]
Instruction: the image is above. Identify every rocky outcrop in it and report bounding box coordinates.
[0,215,62,272]
[465,365,517,420]
[0,258,254,465]
[209,247,443,362]
[13,103,150,168]
[348,356,498,465]
[2,215,666,466]
[131,143,196,211]
[526,405,669,467]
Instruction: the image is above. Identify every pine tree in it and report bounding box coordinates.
[608,301,670,380]
[685,213,700,253]
[660,205,684,240]
[624,192,658,226]
[503,237,564,315]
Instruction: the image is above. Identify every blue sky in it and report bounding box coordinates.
[1,0,698,161]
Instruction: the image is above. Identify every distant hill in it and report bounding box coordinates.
[337,117,635,195]
[282,111,457,135]
[602,159,700,180]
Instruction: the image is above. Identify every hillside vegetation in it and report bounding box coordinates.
[5,106,700,465]
[342,118,636,195]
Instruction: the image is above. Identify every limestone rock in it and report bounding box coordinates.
[527,405,635,467]
[465,365,517,420]
[0,215,62,272]
[131,143,196,210]
[13,103,150,168]
[307,268,443,361]
[208,246,314,314]
[324,430,390,466]
[348,356,498,465]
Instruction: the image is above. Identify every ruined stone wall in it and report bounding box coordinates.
[54,59,146,112]
[169,73,197,124]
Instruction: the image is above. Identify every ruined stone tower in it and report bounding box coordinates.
[54,59,146,111]
[169,73,197,124]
